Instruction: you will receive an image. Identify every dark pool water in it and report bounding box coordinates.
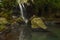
[32,24,60,40]
[0,22,60,40]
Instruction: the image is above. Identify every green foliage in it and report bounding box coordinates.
[47,0,60,8]
[34,0,46,7]
[34,0,60,9]
[0,0,60,31]
[0,0,18,9]
[0,0,17,31]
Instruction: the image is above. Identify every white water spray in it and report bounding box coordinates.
[17,0,28,24]
[19,3,28,23]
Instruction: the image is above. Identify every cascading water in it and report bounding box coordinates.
[19,3,28,24]
[18,1,29,40]
[19,4,27,40]
[17,0,31,40]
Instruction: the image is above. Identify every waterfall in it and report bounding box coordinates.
[18,2,29,40]
[19,3,28,24]
[17,0,31,40]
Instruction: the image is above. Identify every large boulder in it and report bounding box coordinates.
[31,15,47,29]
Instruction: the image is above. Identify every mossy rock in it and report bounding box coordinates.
[0,17,8,31]
[0,17,8,24]
[31,16,47,29]
[0,25,6,32]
